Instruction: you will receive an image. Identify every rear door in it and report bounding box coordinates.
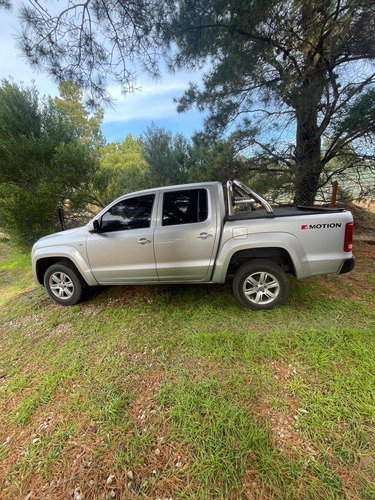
[154,187,217,281]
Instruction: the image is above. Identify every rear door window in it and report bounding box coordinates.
[162,189,208,226]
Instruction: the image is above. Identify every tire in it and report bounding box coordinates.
[232,259,290,310]
[44,263,85,306]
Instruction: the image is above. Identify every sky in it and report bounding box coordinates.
[0,4,207,143]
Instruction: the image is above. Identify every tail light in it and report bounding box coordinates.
[344,222,353,252]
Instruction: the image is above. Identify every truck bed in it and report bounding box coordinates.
[226,205,345,221]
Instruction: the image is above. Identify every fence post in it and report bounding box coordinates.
[57,207,66,231]
[330,179,339,208]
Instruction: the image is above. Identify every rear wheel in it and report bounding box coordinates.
[232,259,290,310]
[44,263,84,305]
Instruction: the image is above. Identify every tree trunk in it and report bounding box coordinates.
[294,104,323,206]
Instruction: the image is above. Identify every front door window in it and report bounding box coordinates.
[101,194,155,233]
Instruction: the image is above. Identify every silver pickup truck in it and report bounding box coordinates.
[31,180,355,310]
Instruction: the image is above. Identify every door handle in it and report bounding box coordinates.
[137,238,151,245]
[197,232,213,240]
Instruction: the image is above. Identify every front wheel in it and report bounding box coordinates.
[44,263,84,306]
[232,260,290,310]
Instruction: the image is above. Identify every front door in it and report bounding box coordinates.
[87,194,158,283]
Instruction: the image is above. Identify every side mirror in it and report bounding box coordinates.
[88,219,100,233]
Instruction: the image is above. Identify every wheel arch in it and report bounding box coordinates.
[35,257,84,285]
[32,245,98,287]
[226,247,296,279]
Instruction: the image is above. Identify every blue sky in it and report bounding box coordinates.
[0,5,207,143]
[100,79,208,142]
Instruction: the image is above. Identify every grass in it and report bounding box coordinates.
[0,240,374,499]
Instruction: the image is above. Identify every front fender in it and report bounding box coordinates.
[212,232,310,283]
[32,245,98,286]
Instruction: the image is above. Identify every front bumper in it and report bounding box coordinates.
[338,256,356,274]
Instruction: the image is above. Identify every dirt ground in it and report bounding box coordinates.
[338,200,375,240]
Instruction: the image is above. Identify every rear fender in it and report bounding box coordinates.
[212,232,310,283]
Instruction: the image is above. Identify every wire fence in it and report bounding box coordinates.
[57,205,99,231]
[256,166,375,206]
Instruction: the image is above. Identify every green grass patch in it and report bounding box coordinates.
[0,239,374,499]
[158,375,272,497]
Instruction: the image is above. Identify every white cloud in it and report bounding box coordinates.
[107,79,188,99]
[104,88,182,122]
[104,72,200,123]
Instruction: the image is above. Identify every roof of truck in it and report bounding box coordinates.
[123,181,223,197]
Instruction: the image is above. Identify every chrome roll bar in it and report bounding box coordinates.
[226,180,274,216]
